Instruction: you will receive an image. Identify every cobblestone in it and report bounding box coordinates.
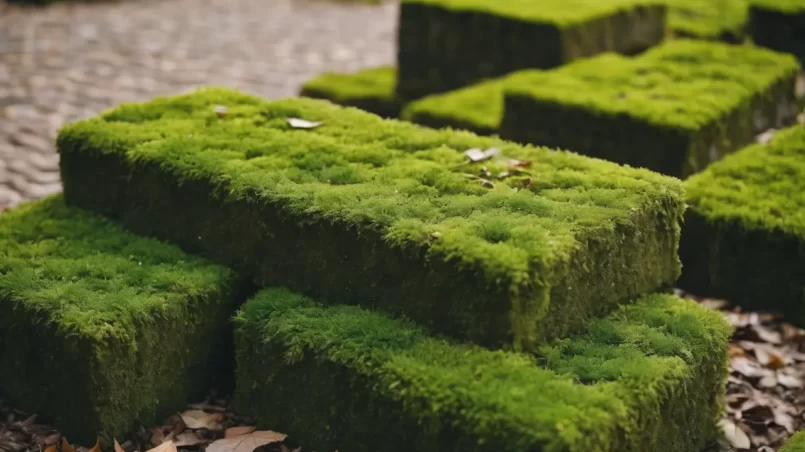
[0,0,398,213]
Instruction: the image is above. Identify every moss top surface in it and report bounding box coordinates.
[667,0,748,39]
[685,125,805,238]
[300,66,397,102]
[58,87,682,291]
[402,76,508,132]
[505,39,800,131]
[750,0,805,13]
[401,0,664,25]
[0,195,237,344]
[781,431,805,452]
[237,288,731,451]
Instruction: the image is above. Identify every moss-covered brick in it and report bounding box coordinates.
[299,66,403,118]
[750,0,805,65]
[234,288,731,452]
[679,125,805,325]
[0,195,246,443]
[401,76,508,135]
[395,0,667,101]
[501,39,801,178]
[781,431,805,452]
[667,0,749,42]
[57,87,685,352]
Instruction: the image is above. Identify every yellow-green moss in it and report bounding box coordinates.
[299,66,402,118]
[667,0,748,41]
[501,39,800,177]
[57,87,684,352]
[680,125,805,324]
[0,195,246,443]
[234,288,731,452]
[781,431,805,452]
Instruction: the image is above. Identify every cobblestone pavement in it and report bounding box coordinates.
[0,0,398,212]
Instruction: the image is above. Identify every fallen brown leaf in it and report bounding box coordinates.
[87,439,101,452]
[206,431,286,452]
[179,410,225,430]
[224,427,256,439]
[43,437,74,452]
[173,432,209,448]
[463,147,500,163]
[113,440,125,452]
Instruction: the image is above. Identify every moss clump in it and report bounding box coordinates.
[781,431,805,452]
[300,66,402,119]
[679,125,805,325]
[749,0,805,65]
[667,0,749,42]
[395,0,666,100]
[234,288,731,452]
[57,87,684,353]
[0,195,246,443]
[501,39,801,178]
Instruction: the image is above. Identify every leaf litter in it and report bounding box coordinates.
[0,395,301,452]
[679,289,805,451]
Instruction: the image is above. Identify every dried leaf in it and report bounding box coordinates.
[754,325,783,344]
[732,357,768,378]
[113,440,126,452]
[719,419,751,450]
[224,427,256,439]
[286,118,322,129]
[463,147,500,163]
[480,179,494,189]
[206,431,286,452]
[213,106,228,118]
[700,298,728,310]
[150,428,166,446]
[43,438,74,452]
[87,440,101,452]
[145,440,178,452]
[774,411,796,433]
[777,372,804,389]
[173,432,209,448]
[179,410,225,430]
[507,159,531,168]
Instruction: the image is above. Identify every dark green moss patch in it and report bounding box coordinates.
[750,0,805,65]
[57,87,684,353]
[501,39,801,178]
[679,125,805,326]
[781,431,805,452]
[299,66,403,118]
[667,0,748,42]
[0,196,246,443]
[234,288,731,452]
[395,0,666,101]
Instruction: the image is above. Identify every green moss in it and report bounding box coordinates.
[300,66,403,118]
[781,431,805,452]
[234,288,731,452]
[667,0,749,41]
[749,0,805,65]
[501,39,801,177]
[0,195,246,443]
[679,125,805,323]
[396,0,666,100]
[57,87,684,352]
[401,77,508,135]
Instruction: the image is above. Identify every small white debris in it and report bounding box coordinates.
[287,118,323,129]
[213,105,228,118]
[757,129,777,145]
[464,147,501,163]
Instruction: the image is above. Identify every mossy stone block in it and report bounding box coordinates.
[0,196,246,443]
[57,87,684,352]
[781,431,805,452]
[679,125,805,325]
[750,0,805,65]
[501,39,801,178]
[299,66,403,118]
[234,288,731,452]
[395,0,667,101]
[667,0,748,42]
